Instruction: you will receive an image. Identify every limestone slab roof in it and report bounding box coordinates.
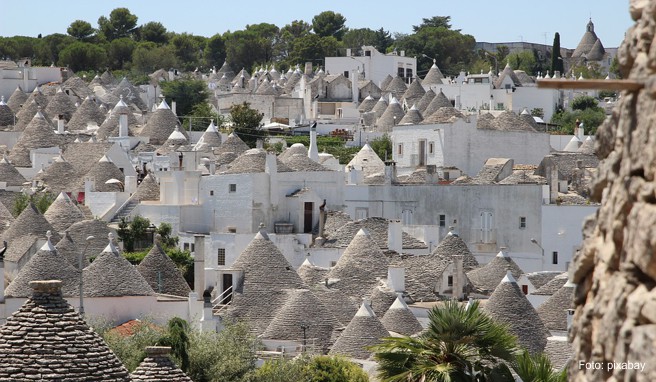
[384,76,408,99]
[3,233,38,263]
[523,271,561,290]
[433,231,479,271]
[323,217,428,250]
[376,98,405,132]
[62,76,93,99]
[131,346,193,381]
[311,284,358,327]
[5,237,81,298]
[380,295,423,335]
[8,111,60,167]
[214,132,250,156]
[0,155,27,187]
[476,113,496,129]
[66,219,118,260]
[423,89,452,117]
[466,250,523,294]
[0,200,14,235]
[423,106,465,124]
[76,155,125,192]
[224,231,306,334]
[329,301,390,360]
[416,89,436,113]
[345,143,385,178]
[1,203,60,245]
[325,229,391,300]
[402,78,425,105]
[14,99,49,132]
[573,20,602,58]
[484,273,550,354]
[193,121,223,151]
[494,63,522,89]
[140,100,185,145]
[371,97,388,119]
[489,110,537,132]
[67,96,106,131]
[369,282,398,317]
[137,240,191,297]
[297,259,330,286]
[401,253,450,302]
[577,136,595,155]
[319,210,353,238]
[83,237,155,297]
[55,230,87,269]
[34,156,81,194]
[537,283,574,331]
[532,273,568,296]
[398,106,423,125]
[358,95,377,113]
[130,174,160,202]
[43,192,85,233]
[100,70,118,86]
[262,289,340,352]
[535,152,599,181]
[44,88,76,122]
[221,148,293,174]
[278,143,307,162]
[544,337,573,371]
[0,97,14,127]
[0,280,131,380]
[112,77,147,110]
[282,153,331,172]
[6,86,28,114]
[380,75,393,91]
[423,62,445,86]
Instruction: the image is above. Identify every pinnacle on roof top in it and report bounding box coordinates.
[40,230,56,251]
[157,99,171,110]
[496,247,509,258]
[501,270,516,283]
[103,232,119,254]
[355,300,376,317]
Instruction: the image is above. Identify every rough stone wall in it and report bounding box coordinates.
[570,2,656,381]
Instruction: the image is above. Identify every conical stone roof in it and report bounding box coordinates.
[466,249,523,293]
[573,19,602,58]
[346,143,385,177]
[68,96,105,131]
[0,280,130,380]
[423,89,452,117]
[371,97,388,119]
[224,231,306,334]
[494,63,522,89]
[5,235,81,298]
[402,78,425,107]
[55,230,86,269]
[112,77,147,110]
[131,346,193,382]
[484,272,550,354]
[130,174,160,202]
[537,281,575,331]
[415,89,436,113]
[433,230,479,271]
[398,105,423,125]
[43,192,85,233]
[358,95,377,113]
[0,96,14,126]
[6,86,28,114]
[278,143,307,162]
[380,75,393,91]
[282,153,330,172]
[83,235,155,297]
[329,301,390,359]
[44,88,76,122]
[1,202,60,244]
[0,155,27,186]
[578,136,595,155]
[376,97,405,132]
[493,110,536,132]
[14,100,51,131]
[563,136,582,152]
[8,111,59,167]
[369,282,397,317]
[221,148,293,174]
[423,107,464,124]
[326,229,390,300]
[214,132,250,156]
[137,236,191,297]
[423,62,445,86]
[96,98,138,140]
[0,201,14,236]
[380,295,423,335]
[100,70,117,86]
[34,155,80,194]
[193,120,222,151]
[62,76,93,99]
[262,289,339,352]
[297,258,329,287]
[384,76,408,100]
[140,100,186,145]
[66,219,118,261]
[77,155,125,192]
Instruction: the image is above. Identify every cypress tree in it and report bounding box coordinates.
[551,32,564,74]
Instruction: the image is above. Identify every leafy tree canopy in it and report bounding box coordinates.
[229,102,264,147]
[67,20,95,41]
[98,7,138,41]
[138,21,169,44]
[312,11,347,40]
[160,78,209,117]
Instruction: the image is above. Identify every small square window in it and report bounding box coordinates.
[343,70,349,78]
[190,243,195,253]
[217,248,226,266]
[519,217,526,229]
[210,190,214,196]
[447,275,453,287]
[397,144,403,156]
[330,261,337,267]
[439,214,446,227]
[183,243,189,251]
[229,184,237,193]
[521,285,529,295]
[429,142,434,155]
[552,251,559,265]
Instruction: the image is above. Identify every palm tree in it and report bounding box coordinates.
[371,300,517,382]
[512,350,567,382]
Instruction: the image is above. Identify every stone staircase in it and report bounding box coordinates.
[110,199,139,224]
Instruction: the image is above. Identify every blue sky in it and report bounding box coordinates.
[1,0,632,49]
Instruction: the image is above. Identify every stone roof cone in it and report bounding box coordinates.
[415,88,436,113]
[55,230,87,269]
[466,248,523,293]
[140,99,186,145]
[423,89,453,117]
[329,301,390,359]
[537,280,575,331]
[44,87,76,122]
[0,154,27,187]
[68,96,105,131]
[43,192,86,233]
[380,294,423,335]
[6,85,28,113]
[193,120,223,151]
[7,110,59,167]
[484,271,550,354]
[131,346,193,381]
[0,280,130,380]
[432,229,479,271]
[358,95,377,113]
[66,219,118,261]
[297,258,329,286]
[1,202,60,244]
[214,132,250,156]
[137,235,191,297]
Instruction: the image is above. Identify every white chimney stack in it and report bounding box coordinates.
[387,267,405,293]
[193,234,205,301]
[566,308,575,330]
[56,114,65,134]
[308,122,319,162]
[388,219,402,253]
[171,100,177,115]
[119,112,128,137]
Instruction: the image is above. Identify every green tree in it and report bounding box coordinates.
[278,20,312,62]
[100,318,163,372]
[609,56,621,78]
[413,16,453,31]
[98,7,138,41]
[374,28,394,53]
[12,192,55,217]
[371,300,517,381]
[0,37,18,59]
[204,34,226,69]
[58,41,106,71]
[159,318,190,372]
[35,33,75,65]
[230,102,264,147]
[67,20,95,41]
[551,32,564,74]
[512,350,567,382]
[171,33,201,71]
[506,51,537,74]
[571,95,600,111]
[138,21,169,44]
[160,78,209,117]
[342,28,378,54]
[370,134,392,161]
[132,42,178,73]
[224,29,266,72]
[117,215,151,252]
[255,355,369,382]
[189,102,222,131]
[312,11,347,40]
[550,95,606,135]
[290,34,338,65]
[108,37,136,69]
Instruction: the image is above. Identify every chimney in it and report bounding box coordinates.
[549,164,559,204]
[193,235,205,301]
[305,62,313,75]
[308,122,319,162]
[388,219,402,253]
[566,308,575,330]
[119,112,128,137]
[346,48,352,57]
[384,160,397,184]
[347,166,362,185]
[452,255,464,300]
[265,152,278,202]
[387,267,405,293]
[171,100,177,115]
[209,160,216,175]
[400,50,405,57]
[318,203,326,238]
[426,165,439,184]
[351,70,358,103]
[56,114,65,134]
